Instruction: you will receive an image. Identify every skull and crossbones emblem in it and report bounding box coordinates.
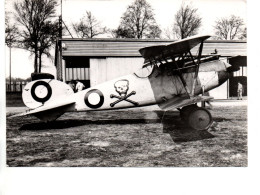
[110,79,139,107]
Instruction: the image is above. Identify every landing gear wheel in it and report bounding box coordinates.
[187,107,213,131]
[180,104,198,121]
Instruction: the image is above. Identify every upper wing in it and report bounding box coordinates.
[139,35,211,63]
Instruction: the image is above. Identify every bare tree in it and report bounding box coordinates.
[5,12,19,47]
[173,3,202,39]
[72,11,107,38]
[114,0,161,39]
[13,0,58,73]
[38,20,60,72]
[214,15,245,40]
[239,27,247,40]
[5,12,19,87]
[111,27,135,38]
[163,26,178,39]
[163,27,173,39]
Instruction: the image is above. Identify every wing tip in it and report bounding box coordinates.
[7,112,29,118]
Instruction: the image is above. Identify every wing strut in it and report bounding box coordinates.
[171,58,192,98]
[170,41,204,98]
[190,41,204,97]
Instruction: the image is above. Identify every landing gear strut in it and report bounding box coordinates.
[180,104,213,130]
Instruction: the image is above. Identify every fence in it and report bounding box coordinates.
[6,81,29,92]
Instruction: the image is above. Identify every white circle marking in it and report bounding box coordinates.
[88,92,101,105]
[35,85,48,98]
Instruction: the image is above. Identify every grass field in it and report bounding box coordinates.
[6,92,25,107]
[6,102,247,167]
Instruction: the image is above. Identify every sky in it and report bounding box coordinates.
[3,0,247,79]
[61,0,246,35]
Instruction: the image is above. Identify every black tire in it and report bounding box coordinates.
[180,104,198,121]
[187,107,213,131]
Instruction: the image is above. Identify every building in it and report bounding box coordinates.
[55,38,247,99]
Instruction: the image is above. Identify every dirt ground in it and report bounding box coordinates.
[6,101,247,167]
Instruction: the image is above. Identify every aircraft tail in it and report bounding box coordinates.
[12,79,76,122]
[22,79,74,109]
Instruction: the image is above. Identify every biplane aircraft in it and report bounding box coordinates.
[12,35,238,130]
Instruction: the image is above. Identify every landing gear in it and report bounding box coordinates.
[180,104,213,130]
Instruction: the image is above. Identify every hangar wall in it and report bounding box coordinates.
[90,57,143,86]
[56,38,247,99]
[64,55,229,99]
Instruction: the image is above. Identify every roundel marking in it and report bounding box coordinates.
[31,81,52,103]
[84,89,104,109]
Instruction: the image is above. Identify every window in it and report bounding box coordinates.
[65,67,90,81]
[65,56,90,81]
[233,66,247,77]
[65,56,90,68]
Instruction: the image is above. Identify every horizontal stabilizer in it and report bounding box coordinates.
[159,96,213,111]
[9,100,75,119]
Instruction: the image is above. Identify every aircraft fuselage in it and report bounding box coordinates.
[66,59,230,112]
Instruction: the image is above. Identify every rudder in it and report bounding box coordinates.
[22,79,74,109]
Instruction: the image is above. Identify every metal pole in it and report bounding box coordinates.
[60,0,63,81]
[60,0,62,37]
[202,86,205,108]
[61,0,62,21]
[9,46,11,91]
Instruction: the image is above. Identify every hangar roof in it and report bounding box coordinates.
[60,38,246,57]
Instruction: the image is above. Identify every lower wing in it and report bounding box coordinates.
[158,96,213,111]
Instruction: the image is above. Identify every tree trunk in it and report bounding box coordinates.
[9,47,12,91]
[39,53,42,73]
[34,47,38,73]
